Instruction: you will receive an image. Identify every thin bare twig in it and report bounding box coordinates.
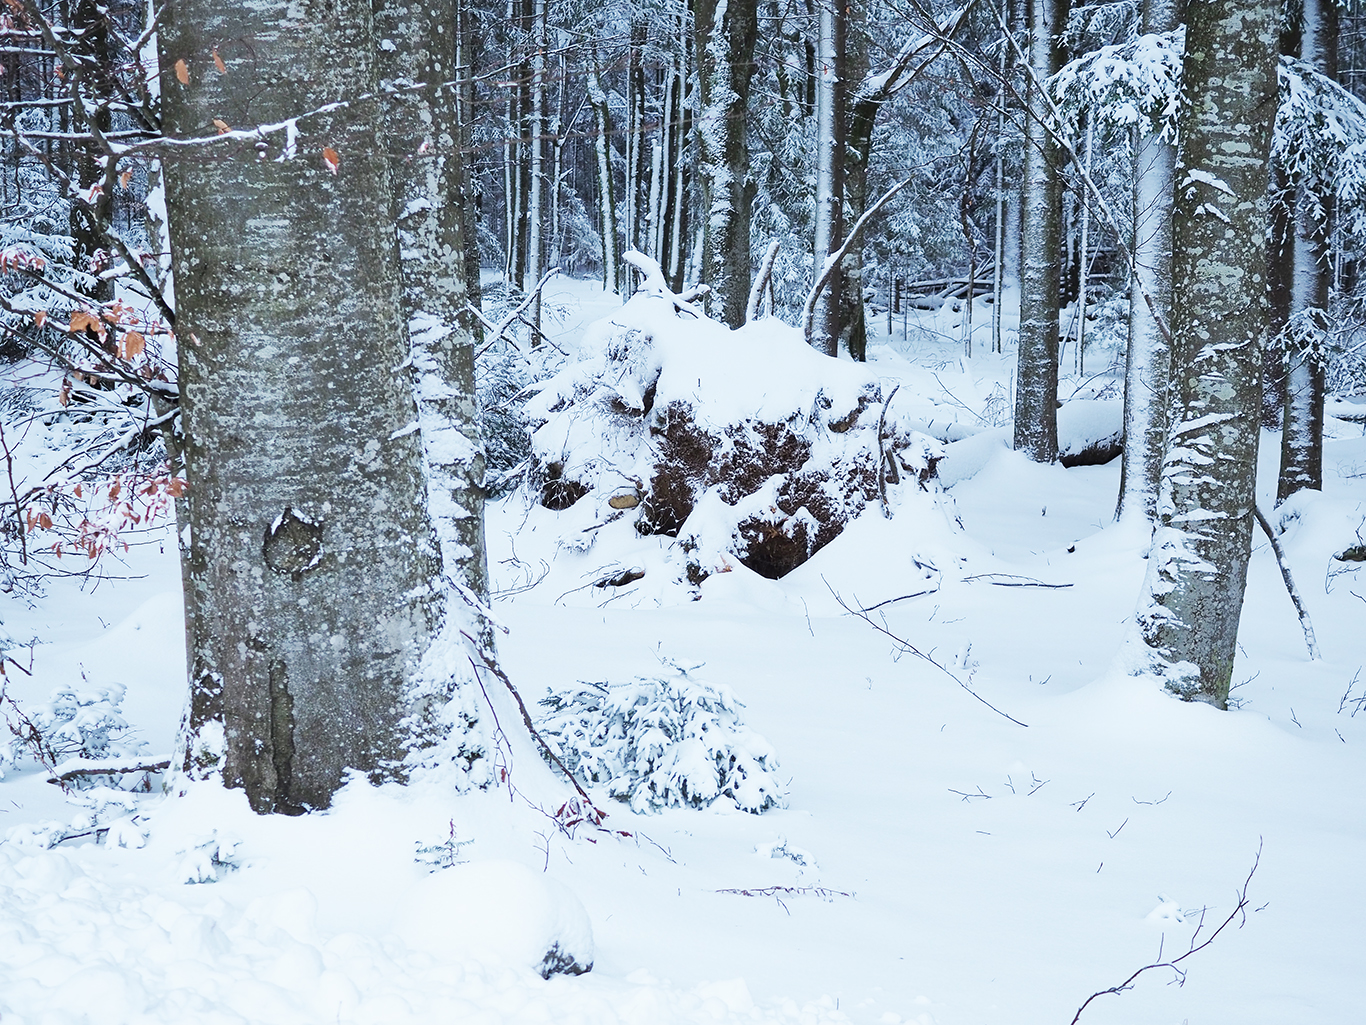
[827,580,1028,727]
[1070,839,1264,1024]
[1254,505,1320,660]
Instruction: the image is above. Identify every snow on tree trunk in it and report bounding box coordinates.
[1277,0,1337,502]
[375,0,489,605]
[1012,0,1067,462]
[1134,0,1279,708]
[695,0,759,329]
[587,56,619,295]
[811,0,844,357]
[525,0,548,339]
[160,0,446,812]
[1116,0,1177,524]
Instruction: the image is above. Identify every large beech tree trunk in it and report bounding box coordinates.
[1135,0,1279,707]
[161,0,445,812]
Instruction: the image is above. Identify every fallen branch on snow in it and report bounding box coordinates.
[1254,505,1320,660]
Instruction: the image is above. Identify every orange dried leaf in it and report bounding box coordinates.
[119,169,133,189]
[37,512,51,530]
[33,310,45,328]
[175,58,189,85]
[167,478,187,497]
[73,483,82,498]
[212,118,230,134]
[69,309,101,335]
[119,330,146,360]
[322,147,340,175]
[212,48,227,73]
[57,378,70,407]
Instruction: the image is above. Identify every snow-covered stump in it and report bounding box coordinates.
[521,254,942,584]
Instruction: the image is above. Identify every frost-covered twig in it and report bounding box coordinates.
[876,383,902,518]
[471,267,564,356]
[1254,506,1321,660]
[47,754,171,785]
[962,573,1073,589]
[1069,840,1263,1024]
[827,581,1028,727]
[460,629,600,809]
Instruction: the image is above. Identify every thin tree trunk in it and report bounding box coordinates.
[525,0,546,339]
[695,0,759,327]
[811,0,844,355]
[1012,0,1067,462]
[586,55,619,294]
[161,0,443,811]
[1278,0,1337,501]
[1135,0,1279,707]
[1116,0,1176,525]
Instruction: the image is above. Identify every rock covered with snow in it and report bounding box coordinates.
[522,276,941,581]
[397,859,594,978]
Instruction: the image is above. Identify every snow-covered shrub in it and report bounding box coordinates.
[521,255,943,581]
[537,667,787,814]
[28,680,143,777]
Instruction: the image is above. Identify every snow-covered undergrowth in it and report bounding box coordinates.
[537,666,786,814]
[3,277,1366,1025]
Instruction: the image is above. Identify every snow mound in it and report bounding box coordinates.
[537,667,786,814]
[522,274,941,582]
[397,859,594,978]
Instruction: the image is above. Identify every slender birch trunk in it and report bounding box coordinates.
[1134,0,1279,707]
[525,0,547,339]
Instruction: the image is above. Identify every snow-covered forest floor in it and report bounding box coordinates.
[2,276,1364,1024]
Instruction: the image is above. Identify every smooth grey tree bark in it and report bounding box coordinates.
[1116,0,1178,523]
[1012,0,1068,462]
[1278,0,1337,502]
[586,54,620,295]
[161,0,445,812]
[1134,0,1279,707]
[695,0,759,328]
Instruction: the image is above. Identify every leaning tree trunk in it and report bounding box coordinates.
[1012,0,1067,462]
[1116,0,1177,524]
[1134,0,1279,708]
[160,0,443,812]
[695,0,758,327]
[1278,0,1337,502]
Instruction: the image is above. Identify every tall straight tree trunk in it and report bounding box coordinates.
[1135,0,1279,707]
[1278,0,1337,501]
[525,0,547,338]
[626,17,649,260]
[587,55,620,294]
[695,0,759,327]
[1116,0,1177,523]
[810,0,844,355]
[160,0,443,811]
[456,0,484,341]
[1012,0,1067,461]
[375,0,489,610]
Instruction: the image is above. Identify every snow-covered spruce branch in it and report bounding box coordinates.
[1254,506,1321,660]
[623,251,710,317]
[1069,840,1264,1024]
[852,1,972,106]
[826,580,1028,727]
[802,177,914,347]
